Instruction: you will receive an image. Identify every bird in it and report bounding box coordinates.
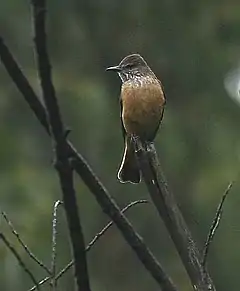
[106,54,165,184]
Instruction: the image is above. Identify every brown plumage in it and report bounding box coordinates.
[106,54,165,184]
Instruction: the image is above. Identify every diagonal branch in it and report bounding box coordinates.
[132,138,215,291]
[202,182,233,268]
[0,35,177,291]
[28,200,150,291]
[1,211,51,275]
[0,232,40,290]
[31,1,91,290]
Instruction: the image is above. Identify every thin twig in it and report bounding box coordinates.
[28,276,49,291]
[57,200,149,281]
[0,233,40,290]
[28,200,155,291]
[1,211,51,275]
[133,138,216,291]
[31,1,91,290]
[0,35,177,291]
[51,200,63,290]
[202,182,233,267]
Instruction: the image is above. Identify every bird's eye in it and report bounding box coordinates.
[124,63,134,70]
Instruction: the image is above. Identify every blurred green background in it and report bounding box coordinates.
[1,0,240,290]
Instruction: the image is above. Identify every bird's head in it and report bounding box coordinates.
[106,54,152,82]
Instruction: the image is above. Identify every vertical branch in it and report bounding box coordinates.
[31,1,91,290]
[28,200,152,291]
[51,200,63,290]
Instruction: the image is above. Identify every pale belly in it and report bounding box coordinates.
[121,79,165,141]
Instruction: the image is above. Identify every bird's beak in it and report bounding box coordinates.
[106,65,121,72]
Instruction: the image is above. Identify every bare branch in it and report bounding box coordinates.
[31,0,91,290]
[57,200,150,282]
[0,36,177,291]
[51,200,63,290]
[132,138,216,291]
[1,211,51,274]
[202,182,233,268]
[0,232,40,290]
[28,199,174,291]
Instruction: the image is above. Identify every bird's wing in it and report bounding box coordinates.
[151,93,166,140]
[120,97,126,140]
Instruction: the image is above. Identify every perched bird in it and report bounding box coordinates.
[106,54,165,184]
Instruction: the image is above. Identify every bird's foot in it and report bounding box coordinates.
[146,142,155,153]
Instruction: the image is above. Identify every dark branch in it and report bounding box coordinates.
[28,200,152,291]
[1,211,51,275]
[31,1,90,290]
[56,200,150,282]
[0,37,49,132]
[202,182,233,268]
[132,138,216,291]
[0,233,40,290]
[0,36,177,291]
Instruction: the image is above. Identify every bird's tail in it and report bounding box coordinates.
[117,137,141,184]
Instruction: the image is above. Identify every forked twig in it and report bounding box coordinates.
[202,182,233,267]
[28,200,150,291]
[0,233,40,290]
[56,199,149,281]
[1,211,51,275]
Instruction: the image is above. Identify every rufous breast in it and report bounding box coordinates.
[121,76,165,141]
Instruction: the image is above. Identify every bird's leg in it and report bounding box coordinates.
[131,134,143,153]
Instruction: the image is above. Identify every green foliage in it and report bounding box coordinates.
[1,0,240,290]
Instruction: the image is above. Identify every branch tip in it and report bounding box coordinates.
[202,181,233,267]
